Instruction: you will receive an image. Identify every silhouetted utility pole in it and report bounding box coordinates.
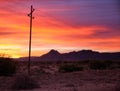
[28,5,35,75]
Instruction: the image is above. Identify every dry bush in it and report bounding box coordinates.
[59,63,83,73]
[0,57,16,76]
[12,73,40,90]
[89,60,108,70]
[116,61,120,68]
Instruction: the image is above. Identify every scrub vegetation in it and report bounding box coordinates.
[0,57,16,76]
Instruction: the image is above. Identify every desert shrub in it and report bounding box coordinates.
[12,73,40,90]
[104,60,115,69]
[89,60,108,70]
[0,57,16,76]
[78,60,90,64]
[116,61,120,68]
[59,63,83,73]
[104,60,113,66]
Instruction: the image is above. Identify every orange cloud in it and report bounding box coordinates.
[0,1,120,57]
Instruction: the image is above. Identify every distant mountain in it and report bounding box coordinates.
[39,49,120,61]
[18,49,120,61]
[40,49,61,61]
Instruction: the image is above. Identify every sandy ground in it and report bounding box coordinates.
[0,63,120,91]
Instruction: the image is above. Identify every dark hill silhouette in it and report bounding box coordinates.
[40,49,61,61]
[39,49,120,61]
[18,49,120,61]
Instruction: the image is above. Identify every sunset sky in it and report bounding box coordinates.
[0,0,120,58]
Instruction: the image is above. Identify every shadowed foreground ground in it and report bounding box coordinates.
[0,60,120,91]
[0,65,120,91]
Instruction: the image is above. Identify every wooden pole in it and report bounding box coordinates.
[28,5,35,75]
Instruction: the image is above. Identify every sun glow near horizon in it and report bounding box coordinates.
[0,0,120,58]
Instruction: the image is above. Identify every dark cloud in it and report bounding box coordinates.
[116,0,120,12]
[90,30,120,39]
[0,27,18,36]
[30,0,119,30]
[0,31,14,35]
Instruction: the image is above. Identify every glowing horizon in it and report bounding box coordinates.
[0,0,120,58]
